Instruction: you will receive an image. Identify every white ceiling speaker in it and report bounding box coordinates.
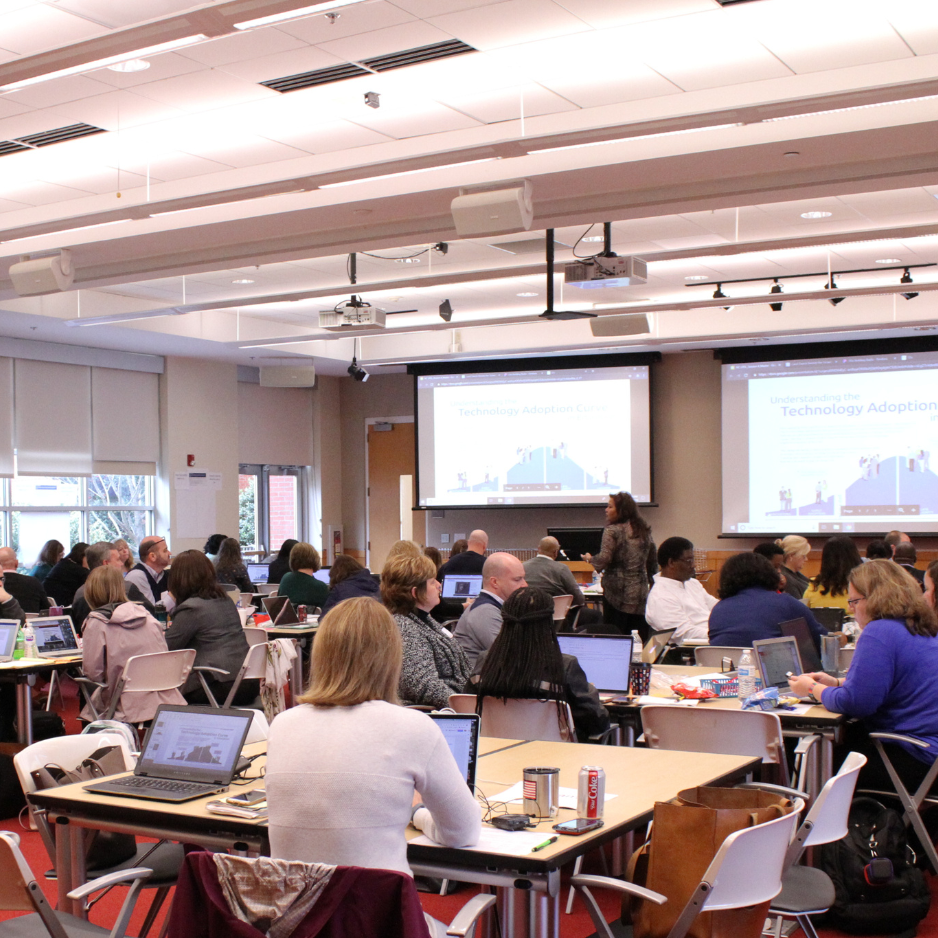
[9,249,74,296]
[589,314,651,337]
[450,180,533,237]
[259,364,317,388]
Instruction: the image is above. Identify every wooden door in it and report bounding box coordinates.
[367,422,415,572]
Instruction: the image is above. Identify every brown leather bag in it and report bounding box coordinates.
[627,786,794,938]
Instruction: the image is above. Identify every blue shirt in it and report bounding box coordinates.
[822,618,938,764]
[708,587,826,648]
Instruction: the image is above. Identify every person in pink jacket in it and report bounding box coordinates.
[80,566,185,725]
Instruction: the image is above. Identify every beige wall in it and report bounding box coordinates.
[313,375,343,561]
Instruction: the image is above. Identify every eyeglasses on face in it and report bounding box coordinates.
[847,596,865,607]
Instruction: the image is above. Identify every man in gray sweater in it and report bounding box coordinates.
[453,552,526,668]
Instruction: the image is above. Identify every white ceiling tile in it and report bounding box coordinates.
[277,2,418,44]
[389,0,493,15]
[552,0,714,28]
[215,46,346,84]
[316,21,454,60]
[49,89,185,130]
[342,99,481,138]
[0,108,73,140]
[50,0,199,28]
[2,73,114,108]
[0,96,32,120]
[0,46,20,65]
[130,70,280,112]
[176,26,308,68]
[837,189,938,219]
[428,0,592,50]
[437,83,577,123]
[0,5,106,55]
[88,52,207,89]
[886,1,938,56]
[179,134,312,169]
[258,119,394,154]
[36,165,149,195]
[537,71,681,107]
[117,151,236,182]
[0,180,96,205]
[0,196,31,212]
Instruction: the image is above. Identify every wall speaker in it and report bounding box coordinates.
[9,250,74,296]
[259,364,317,388]
[450,180,533,237]
[589,314,651,338]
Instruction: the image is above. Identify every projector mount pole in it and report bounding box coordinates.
[602,221,613,257]
[545,229,555,313]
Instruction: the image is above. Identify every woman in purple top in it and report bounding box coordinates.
[790,559,938,791]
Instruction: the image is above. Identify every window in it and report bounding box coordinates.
[239,464,307,556]
[3,473,154,568]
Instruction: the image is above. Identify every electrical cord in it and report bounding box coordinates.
[571,223,597,259]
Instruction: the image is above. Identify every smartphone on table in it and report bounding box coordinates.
[226,789,266,806]
[552,818,604,835]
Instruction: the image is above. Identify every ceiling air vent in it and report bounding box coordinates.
[15,123,106,148]
[363,39,476,72]
[0,140,29,156]
[262,40,477,93]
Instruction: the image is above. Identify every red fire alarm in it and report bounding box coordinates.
[187,454,195,467]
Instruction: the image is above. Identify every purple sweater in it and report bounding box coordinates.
[821,618,938,763]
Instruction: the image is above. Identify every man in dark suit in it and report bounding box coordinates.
[438,529,488,579]
[0,546,50,614]
[893,542,925,591]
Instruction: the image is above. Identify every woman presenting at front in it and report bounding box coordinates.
[789,559,938,790]
[583,491,656,639]
[265,597,480,874]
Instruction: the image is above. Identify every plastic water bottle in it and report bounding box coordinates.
[13,627,24,660]
[23,624,36,658]
[737,649,756,700]
[631,630,643,662]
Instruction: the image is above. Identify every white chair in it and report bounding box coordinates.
[448,693,575,742]
[242,627,268,646]
[693,646,749,668]
[237,707,270,744]
[0,831,151,938]
[13,735,183,938]
[552,594,574,621]
[76,649,196,722]
[641,705,817,789]
[197,641,268,709]
[569,800,804,938]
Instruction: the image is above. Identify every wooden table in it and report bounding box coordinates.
[30,739,757,938]
[0,653,82,744]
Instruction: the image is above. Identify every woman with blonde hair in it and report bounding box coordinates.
[382,553,471,708]
[113,538,134,574]
[776,534,811,599]
[382,539,423,572]
[265,597,480,874]
[790,559,938,790]
[79,566,184,724]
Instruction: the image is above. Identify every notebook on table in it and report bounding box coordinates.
[556,634,634,693]
[31,616,80,658]
[752,636,805,696]
[84,705,253,803]
[429,712,479,790]
[779,617,823,672]
[246,563,270,584]
[0,620,19,662]
[440,574,483,601]
[262,595,299,625]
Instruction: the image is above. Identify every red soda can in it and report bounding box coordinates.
[297,605,307,622]
[577,766,605,818]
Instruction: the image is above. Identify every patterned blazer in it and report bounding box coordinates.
[393,610,471,708]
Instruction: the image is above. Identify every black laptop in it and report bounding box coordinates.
[262,594,299,625]
[84,705,253,803]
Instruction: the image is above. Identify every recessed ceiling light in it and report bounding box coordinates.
[517,292,538,297]
[582,236,604,242]
[108,59,150,73]
[232,278,255,284]
[395,257,421,264]
[875,258,902,264]
[800,211,832,219]
[684,275,708,281]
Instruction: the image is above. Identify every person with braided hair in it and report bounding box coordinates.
[467,586,610,743]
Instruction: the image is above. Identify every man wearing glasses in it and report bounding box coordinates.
[646,537,716,643]
[125,536,173,609]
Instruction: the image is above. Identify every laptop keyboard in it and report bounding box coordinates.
[112,777,214,793]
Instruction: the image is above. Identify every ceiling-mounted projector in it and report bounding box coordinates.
[565,255,647,289]
[319,299,386,329]
[9,249,74,296]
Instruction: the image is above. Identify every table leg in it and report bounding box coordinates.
[16,677,33,745]
[529,870,560,938]
[69,823,88,918]
[290,640,303,703]
[54,817,73,913]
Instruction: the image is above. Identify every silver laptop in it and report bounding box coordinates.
[0,620,19,662]
[752,635,804,695]
[429,712,479,790]
[556,634,634,692]
[84,705,253,803]
[441,574,483,601]
[31,616,80,658]
[246,562,270,584]
[643,628,677,664]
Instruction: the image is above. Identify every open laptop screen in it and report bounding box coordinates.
[441,574,483,600]
[779,618,822,672]
[753,636,803,691]
[556,634,634,692]
[31,616,79,656]
[429,713,479,789]
[246,563,270,584]
[0,620,18,660]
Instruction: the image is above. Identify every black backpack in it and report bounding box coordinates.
[817,796,931,936]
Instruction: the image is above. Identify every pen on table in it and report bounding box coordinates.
[531,836,558,853]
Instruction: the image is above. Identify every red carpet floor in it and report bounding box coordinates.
[3,676,938,937]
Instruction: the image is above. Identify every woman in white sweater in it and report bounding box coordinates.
[266,596,481,875]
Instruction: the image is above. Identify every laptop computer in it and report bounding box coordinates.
[779,617,823,672]
[556,634,634,693]
[429,712,479,790]
[262,594,299,625]
[31,616,80,658]
[246,562,270,584]
[810,606,845,632]
[752,636,804,696]
[441,574,483,601]
[642,628,677,664]
[84,705,254,803]
[0,620,19,662]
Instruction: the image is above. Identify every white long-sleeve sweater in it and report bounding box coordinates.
[265,700,481,875]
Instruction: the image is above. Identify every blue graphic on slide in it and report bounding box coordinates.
[845,456,938,512]
[448,446,616,493]
[799,497,834,517]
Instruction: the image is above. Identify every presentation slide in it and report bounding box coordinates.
[416,362,651,508]
[143,711,246,774]
[722,350,938,534]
